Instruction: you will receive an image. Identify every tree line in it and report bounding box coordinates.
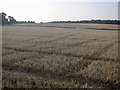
[1,12,120,25]
[50,20,120,24]
[0,12,35,25]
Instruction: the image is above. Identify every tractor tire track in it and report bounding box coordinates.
[3,46,118,63]
[64,41,117,77]
[92,42,116,57]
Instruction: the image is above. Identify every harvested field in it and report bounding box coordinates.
[2,23,120,88]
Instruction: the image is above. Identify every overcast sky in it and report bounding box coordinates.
[0,0,119,23]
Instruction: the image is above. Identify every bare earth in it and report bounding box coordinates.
[2,23,120,88]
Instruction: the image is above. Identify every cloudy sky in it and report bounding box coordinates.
[0,0,119,23]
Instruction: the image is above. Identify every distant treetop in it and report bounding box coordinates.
[0,12,35,25]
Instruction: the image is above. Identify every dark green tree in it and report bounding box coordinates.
[0,12,8,25]
[8,16,16,24]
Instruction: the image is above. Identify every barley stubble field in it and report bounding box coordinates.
[2,23,120,88]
